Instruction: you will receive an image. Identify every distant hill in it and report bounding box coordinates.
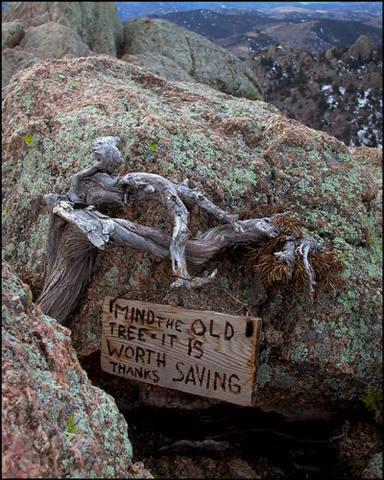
[247,37,383,148]
[3,2,381,23]
[150,9,382,54]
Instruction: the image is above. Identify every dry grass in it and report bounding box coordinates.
[254,254,291,288]
[238,204,289,219]
[270,215,302,236]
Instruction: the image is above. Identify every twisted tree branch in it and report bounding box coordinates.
[37,137,335,324]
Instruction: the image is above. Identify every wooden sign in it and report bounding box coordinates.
[101,297,262,406]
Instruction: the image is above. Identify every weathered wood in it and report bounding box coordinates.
[101,297,262,406]
[38,223,100,324]
[37,136,328,324]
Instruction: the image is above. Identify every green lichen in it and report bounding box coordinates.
[361,386,383,424]
[102,466,116,477]
[290,343,309,361]
[67,415,78,434]
[256,362,273,387]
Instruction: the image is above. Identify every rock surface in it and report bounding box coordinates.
[121,51,195,83]
[2,21,24,49]
[1,260,152,479]
[2,21,93,88]
[362,452,383,479]
[2,46,37,88]
[123,17,264,100]
[2,55,382,420]
[19,21,93,59]
[3,1,124,56]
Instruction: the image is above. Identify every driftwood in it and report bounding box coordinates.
[37,136,328,324]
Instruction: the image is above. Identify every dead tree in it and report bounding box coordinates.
[37,137,344,324]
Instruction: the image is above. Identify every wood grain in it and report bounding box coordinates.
[101,297,262,406]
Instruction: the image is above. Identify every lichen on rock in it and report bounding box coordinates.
[2,260,152,478]
[1,54,382,420]
[3,1,124,56]
[122,17,264,100]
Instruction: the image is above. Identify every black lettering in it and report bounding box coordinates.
[109,322,117,335]
[156,352,166,368]
[126,366,135,376]
[138,327,146,342]
[214,371,226,391]
[114,303,129,320]
[144,368,152,380]
[135,346,146,364]
[187,338,204,359]
[147,348,154,365]
[134,366,143,378]
[229,374,241,394]
[172,361,185,382]
[224,321,234,340]
[156,315,166,328]
[147,310,155,324]
[109,361,118,373]
[107,339,124,358]
[195,364,206,387]
[152,370,160,383]
[130,307,135,323]
[118,363,126,375]
[191,319,206,336]
[175,319,183,332]
[245,320,254,337]
[135,308,145,324]
[118,324,126,339]
[209,319,220,338]
[168,334,177,347]
[185,366,196,385]
[206,367,211,389]
[127,325,136,340]
[124,345,135,359]
[166,318,174,329]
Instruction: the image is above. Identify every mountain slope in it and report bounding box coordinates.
[151,9,382,53]
[247,37,382,148]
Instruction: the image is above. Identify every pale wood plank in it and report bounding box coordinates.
[101,297,262,406]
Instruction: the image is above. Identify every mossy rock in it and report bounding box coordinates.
[2,55,381,419]
[123,17,264,100]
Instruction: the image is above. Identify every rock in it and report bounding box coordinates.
[123,17,263,100]
[121,52,195,83]
[2,55,382,420]
[145,455,261,479]
[1,260,152,478]
[336,420,383,478]
[2,46,37,88]
[3,1,124,56]
[2,21,24,49]
[19,22,94,59]
[362,452,383,479]
[347,35,379,60]
[2,21,94,88]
